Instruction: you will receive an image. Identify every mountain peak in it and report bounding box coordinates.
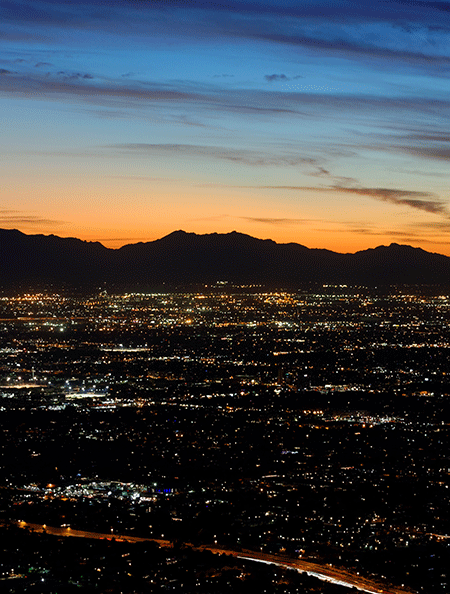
[0,228,449,289]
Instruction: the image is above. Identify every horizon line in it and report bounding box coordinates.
[0,226,443,258]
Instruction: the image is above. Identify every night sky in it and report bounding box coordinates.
[1,0,450,253]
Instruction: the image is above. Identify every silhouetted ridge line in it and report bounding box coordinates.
[1,228,449,290]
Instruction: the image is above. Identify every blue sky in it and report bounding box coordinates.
[1,0,450,253]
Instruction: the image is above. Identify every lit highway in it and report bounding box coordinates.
[9,521,416,594]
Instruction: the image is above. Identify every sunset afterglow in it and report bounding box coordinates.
[1,1,450,253]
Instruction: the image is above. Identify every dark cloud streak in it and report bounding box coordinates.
[3,70,450,124]
[246,31,450,68]
[265,74,289,82]
[242,184,450,217]
[0,215,65,226]
[3,1,450,71]
[336,187,449,216]
[0,73,204,106]
[106,143,317,168]
[239,216,312,225]
[5,1,450,29]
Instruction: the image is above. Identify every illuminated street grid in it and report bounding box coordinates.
[0,287,448,592]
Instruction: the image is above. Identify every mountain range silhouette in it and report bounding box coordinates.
[1,228,449,290]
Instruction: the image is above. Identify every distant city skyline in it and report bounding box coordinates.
[1,1,450,254]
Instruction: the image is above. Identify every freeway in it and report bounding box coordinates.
[8,521,415,594]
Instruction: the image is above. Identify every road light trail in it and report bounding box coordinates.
[8,521,416,594]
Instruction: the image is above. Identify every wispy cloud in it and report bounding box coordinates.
[242,184,450,217]
[3,0,450,73]
[359,125,450,165]
[5,1,450,32]
[249,32,450,69]
[99,237,153,243]
[0,72,204,108]
[189,213,326,227]
[239,216,313,225]
[399,146,450,162]
[56,70,94,80]
[265,74,288,83]
[2,67,450,126]
[309,167,358,186]
[0,210,65,226]
[414,220,450,231]
[0,70,307,118]
[332,187,449,216]
[105,143,318,168]
[108,175,178,182]
[343,225,450,245]
[2,77,157,104]
[264,73,304,83]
